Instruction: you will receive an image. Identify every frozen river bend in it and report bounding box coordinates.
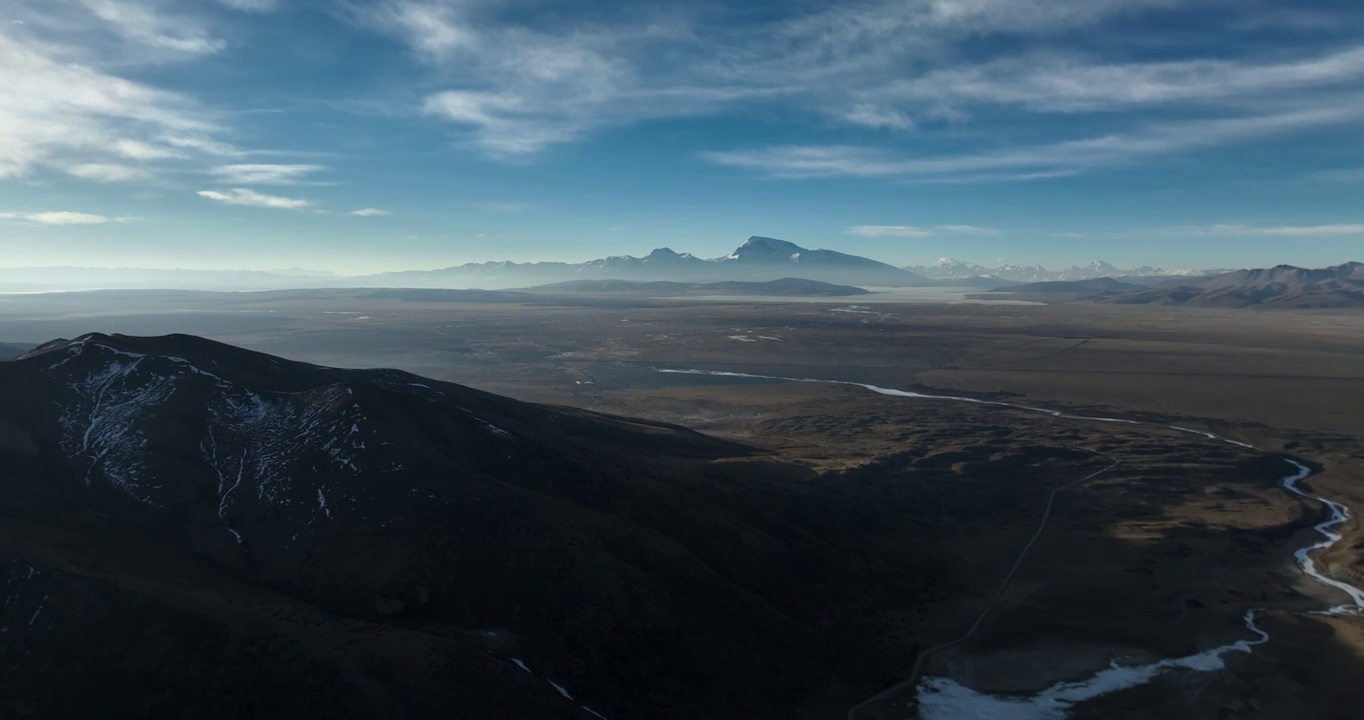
[916,459,1347,720]
[658,369,1364,719]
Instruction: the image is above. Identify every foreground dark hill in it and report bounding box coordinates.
[1107,261,1364,308]
[0,333,966,719]
[524,277,871,296]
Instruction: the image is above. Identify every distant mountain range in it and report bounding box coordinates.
[354,237,930,289]
[1107,262,1364,308]
[985,262,1364,308]
[907,257,1223,284]
[523,277,870,296]
[0,342,32,360]
[0,266,344,293]
[993,278,1145,294]
[0,239,1342,295]
[0,238,934,292]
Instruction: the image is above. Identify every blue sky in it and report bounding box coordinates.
[1,0,1362,274]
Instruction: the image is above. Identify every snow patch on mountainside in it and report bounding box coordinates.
[57,343,186,504]
[47,339,374,532]
[202,384,368,527]
[1,562,57,643]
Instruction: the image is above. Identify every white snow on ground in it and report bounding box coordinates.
[202,384,369,518]
[507,657,609,718]
[46,340,373,522]
[163,355,225,382]
[2,566,34,611]
[657,369,1149,427]
[918,610,1270,719]
[1281,460,1364,612]
[1170,426,1255,449]
[1,566,31,635]
[28,595,49,628]
[729,334,783,342]
[203,435,246,544]
[57,346,182,504]
[472,416,514,441]
[316,488,331,519]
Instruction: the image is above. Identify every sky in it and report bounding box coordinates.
[1,0,1362,275]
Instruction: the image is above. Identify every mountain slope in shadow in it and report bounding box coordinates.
[0,333,957,719]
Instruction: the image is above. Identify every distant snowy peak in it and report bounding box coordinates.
[577,249,709,274]
[926,258,996,278]
[721,236,915,271]
[643,247,698,262]
[724,236,806,261]
[1054,261,1122,282]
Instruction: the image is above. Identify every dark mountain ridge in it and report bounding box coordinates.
[0,333,959,719]
[1186,261,1364,289]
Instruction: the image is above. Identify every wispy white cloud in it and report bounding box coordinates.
[65,162,150,182]
[0,210,116,225]
[161,134,245,157]
[907,169,1083,185]
[363,0,1364,171]
[846,225,933,237]
[0,15,240,181]
[0,1,298,185]
[1301,167,1364,183]
[113,139,182,160]
[475,201,530,212]
[379,0,1151,155]
[197,188,309,209]
[216,0,278,12]
[847,224,999,237]
[842,104,915,130]
[937,225,1000,235]
[705,103,1364,180]
[873,46,1364,115]
[211,163,327,184]
[350,208,391,217]
[78,0,224,55]
[1189,223,1364,237]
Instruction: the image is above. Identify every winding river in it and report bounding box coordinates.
[656,369,1364,718]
